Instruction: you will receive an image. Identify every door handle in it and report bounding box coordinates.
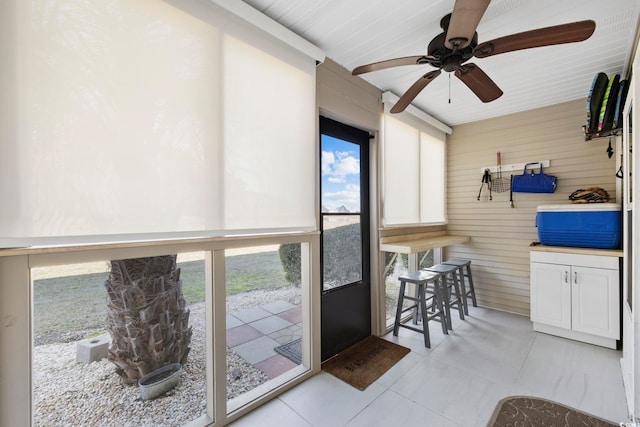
[574,271,578,284]
[564,271,568,283]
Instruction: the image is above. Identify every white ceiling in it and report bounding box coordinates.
[241,0,639,126]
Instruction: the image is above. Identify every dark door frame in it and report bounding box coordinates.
[319,116,371,361]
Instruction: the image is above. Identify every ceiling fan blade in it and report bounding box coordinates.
[445,0,491,49]
[352,55,436,75]
[455,63,503,103]
[474,20,596,58]
[390,70,442,113]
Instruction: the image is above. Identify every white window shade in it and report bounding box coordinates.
[419,132,446,224]
[223,36,316,231]
[0,0,320,247]
[381,94,450,227]
[382,116,421,225]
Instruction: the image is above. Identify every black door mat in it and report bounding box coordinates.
[274,338,302,365]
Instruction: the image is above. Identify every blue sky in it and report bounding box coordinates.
[321,134,360,212]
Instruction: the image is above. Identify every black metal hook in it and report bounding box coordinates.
[477,169,492,200]
[616,154,624,179]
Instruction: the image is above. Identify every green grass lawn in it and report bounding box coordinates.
[33,270,110,345]
[33,250,291,345]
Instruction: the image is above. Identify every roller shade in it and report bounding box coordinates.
[0,0,322,247]
[381,94,449,227]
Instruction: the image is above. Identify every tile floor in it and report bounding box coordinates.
[230,306,630,427]
[227,300,302,379]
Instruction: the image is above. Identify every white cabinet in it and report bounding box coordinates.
[530,250,620,349]
[531,262,571,329]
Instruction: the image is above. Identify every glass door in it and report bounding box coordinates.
[319,116,370,361]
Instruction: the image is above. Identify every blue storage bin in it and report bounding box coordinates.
[536,203,621,249]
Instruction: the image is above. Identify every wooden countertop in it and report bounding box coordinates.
[529,242,623,257]
[380,231,470,254]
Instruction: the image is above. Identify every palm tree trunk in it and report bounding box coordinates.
[104,255,192,385]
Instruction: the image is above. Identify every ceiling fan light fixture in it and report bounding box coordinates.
[442,55,463,72]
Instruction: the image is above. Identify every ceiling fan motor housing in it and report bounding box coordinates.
[428,31,477,71]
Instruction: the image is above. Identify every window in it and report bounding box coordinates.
[23,234,315,426]
[31,253,208,426]
[381,92,451,227]
[320,132,365,290]
[225,244,304,414]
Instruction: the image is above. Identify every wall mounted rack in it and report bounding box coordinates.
[584,127,621,141]
[480,160,550,174]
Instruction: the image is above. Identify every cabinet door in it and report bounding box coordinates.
[571,266,620,339]
[531,262,571,329]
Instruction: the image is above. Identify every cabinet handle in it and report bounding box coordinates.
[574,271,578,284]
[564,271,568,283]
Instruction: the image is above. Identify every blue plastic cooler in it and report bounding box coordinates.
[536,203,621,249]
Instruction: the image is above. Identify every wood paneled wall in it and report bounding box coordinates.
[444,99,619,316]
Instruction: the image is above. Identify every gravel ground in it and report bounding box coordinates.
[33,286,301,427]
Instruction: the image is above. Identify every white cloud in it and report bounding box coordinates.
[322,148,360,211]
[321,151,335,174]
[323,150,359,181]
[334,155,359,177]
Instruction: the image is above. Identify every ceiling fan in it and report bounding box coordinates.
[352,0,596,113]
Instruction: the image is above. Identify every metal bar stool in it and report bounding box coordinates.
[423,263,465,329]
[443,258,477,315]
[393,270,448,348]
